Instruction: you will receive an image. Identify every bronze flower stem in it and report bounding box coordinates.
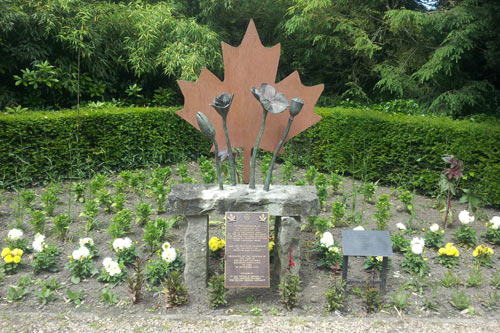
[264,115,295,191]
[249,110,268,189]
[221,116,237,186]
[213,140,224,190]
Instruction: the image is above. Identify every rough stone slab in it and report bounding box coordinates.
[167,184,320,217]
[272,216,301,283]
[184,215,209,293]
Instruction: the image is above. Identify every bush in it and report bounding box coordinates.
[0,107,210,188]
[286,107,500,205]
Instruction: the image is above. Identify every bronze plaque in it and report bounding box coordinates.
[225,212,270,288]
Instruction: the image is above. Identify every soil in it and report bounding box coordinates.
[0,160,499,321]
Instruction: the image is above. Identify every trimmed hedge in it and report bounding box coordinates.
[0,107,211,187]
[285,107,500,205]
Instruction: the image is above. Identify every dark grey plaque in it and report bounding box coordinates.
[225,212,270,288]
[341,230,393,257]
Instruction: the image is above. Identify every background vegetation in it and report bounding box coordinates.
[1,0,499,118]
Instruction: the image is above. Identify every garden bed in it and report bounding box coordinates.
[0,160,499,319]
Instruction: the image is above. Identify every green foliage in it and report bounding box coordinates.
[135,202,152,226]
[330,201,346,227]
[145,253,184,286]
[143,218,173,252]
[28,210,46,234]
[81,199,99,233]
[65,288,84,307]
[163,271,188,307]
[362,182,377,203]
[0,107,210,189]
[424,229,444,250]
[450,289,470,311]
[391,233,410,253]
[440,269,462,288]
[401,252,429,278]
[127,259,145,304]
[108,209,132,239]
[33,244,60,273]
[374,194,391,230]
[491,270,500,290]
[5,285,28,302]
[285,107,500,205]
[198,156,217,184]
[466,265,484,288]
[52,214,70,241]
[454,226,477,248]
[100,288,118,306]
[40,185,59,216]
[208,272,227,309]
[325,277,346,312]
[391,286,410,312]
[35,285,56,306]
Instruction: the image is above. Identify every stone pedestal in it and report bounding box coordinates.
[167,184,320,292]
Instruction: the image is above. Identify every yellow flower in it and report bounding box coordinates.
[4,255,13,263]
[209,237,221,252]
[11,248,23,257]
[269,241,275,251]
[1,248,10,257]
[13,256,21,264]
[218,239,225,249]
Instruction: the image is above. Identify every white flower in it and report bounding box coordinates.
[162,247,177,264]
[430,223,439,233]
[108,264,121,276]
[32,234,46,252]
[375,256,383,262]
[162,242,171,251]
[410,237,425,255]
[113,237,132,251]
[329,246,340,254]
[320,232,334,248]
[7,228,23,240]
[396,223,406,231]
[102,257,114,269]
[79,237,94,247]
[353,226,364,231]
[458,210,474,225]
[72,246,90,260]
[490,216,500,230]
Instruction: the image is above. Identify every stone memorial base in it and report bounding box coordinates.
[167,184,320,294]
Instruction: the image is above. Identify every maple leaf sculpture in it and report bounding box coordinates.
[177,19,324,184]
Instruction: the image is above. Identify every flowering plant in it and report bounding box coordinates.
[401,237,429,277]
[391,233,410,253]
[80,237,99,257]
[279,249,302,311]
[97,257,127,287]
[472,244,494,268]
[438,243,460,268]
[66,246,97,283]
[1,247,23,274]
[145,244,184,286]
[423,224,445,250]
[484,216,500,245]
[363,256,384,273]
[33,241,60,273]
[208,237,225,257]
[6,228,29,252]
[454,210,477,248]
[113,237,138,267]
[313,232,342,272]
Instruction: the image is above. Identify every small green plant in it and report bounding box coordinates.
[65,288,84,306]
[135,202,152,226]
[399,190,414,213]
[362,182,377,203]
[33,244,60,273]
[355,282,384,313]
[281,160,295,184]
[315,173,329,209]
[424,224,445,249]
[89,174,109,194]
[484,216,500,245]
[374,194,391,230]
[391,286,410,312]
[66,248,98,284]
[40,185,59,216]
[330,201,346,227]
[81,199,99,232]
[450,289,470,310]
[473,244,494,267]
[305,166,318,185]
[5,285,29,301]
[437,243,460,268]
[329,171,343,194]
[35,285,56,306]
[403,275,430,296]
[279,249,302,311]
[325,277,346,312]
[97,258,127,288]
[145,248,183,286]
[72,181,86,203]
[440,269,462,288]
[40,277,61,291]
[114,180,127,194]
[401,251,429,277]
[312,216,330,234]
[52,214,70,240]
[199,156,217,184]
[151,182,169,214]
[208,272,227,309]
[96,189,113,214]
[127,258,145,304]
[112,193,126,212]
[423,285,439,312]
[144,218,173,252]
[108,209,132,238]
[28,210,46,234]
[491,270,500,289]
[19,190,36,210]
[100,288,118,305]
[480,290,500,311]
[363,256,384,273]
[391,233,409,253]
[17,275,33,287]
[113,237,138,267]
[163,271,188,307]
[313,232,342,272]
[465,265,484,287]
[454,225,477,248]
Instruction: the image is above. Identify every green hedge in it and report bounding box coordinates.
[285,107,500,205]
[0,107,211,187]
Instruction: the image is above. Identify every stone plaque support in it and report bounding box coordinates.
[184,215,209,294]
[167,184,319,294]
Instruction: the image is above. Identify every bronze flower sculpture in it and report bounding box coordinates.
[196,112,224,190]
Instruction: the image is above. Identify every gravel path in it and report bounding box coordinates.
[1,311,499,333]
